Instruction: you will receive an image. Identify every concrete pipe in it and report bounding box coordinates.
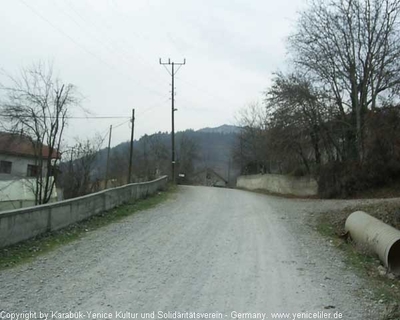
[345,211,400,274]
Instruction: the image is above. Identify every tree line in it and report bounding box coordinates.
[0,60,239,203]
[234,0,400,197]
[0,62,204,202]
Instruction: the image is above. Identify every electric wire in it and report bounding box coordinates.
[18,0,166,99]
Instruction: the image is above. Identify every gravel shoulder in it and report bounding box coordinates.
[0,186,386,319]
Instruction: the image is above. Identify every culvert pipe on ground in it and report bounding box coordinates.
[345,211,400,275]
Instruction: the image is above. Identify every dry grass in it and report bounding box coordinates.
[321,200,400,235]
[316,200,400,318]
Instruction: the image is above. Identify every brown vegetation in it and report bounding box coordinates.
[234,0,400,198]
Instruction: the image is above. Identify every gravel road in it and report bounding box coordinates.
[0,186,383,319]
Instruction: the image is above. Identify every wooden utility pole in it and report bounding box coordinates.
[128,108,135,184]
[105,125,112,188]
[159,58,186,184]
[228,157,231,187]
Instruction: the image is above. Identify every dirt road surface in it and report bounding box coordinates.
[0,186,382,319]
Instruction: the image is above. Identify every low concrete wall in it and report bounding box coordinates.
[0,176,168,248]
[0,200,37,212]
[237,174,318,197]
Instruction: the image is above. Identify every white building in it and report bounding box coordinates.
[0,132,59,210]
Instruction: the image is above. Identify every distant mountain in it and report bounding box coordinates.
[197,124,241,134]
[68,124,241,185]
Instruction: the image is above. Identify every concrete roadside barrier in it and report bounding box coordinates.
[0,176,168,248]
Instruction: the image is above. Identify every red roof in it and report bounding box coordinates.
[0,132,60,159]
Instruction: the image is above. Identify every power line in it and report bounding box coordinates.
[66,116,130,119]
[23,0,241,115]
[136,98,170,117]
[68,0,167,88]
[113,119,131,129]
[18,0,116,73]
[18,0,166,99]
[179,77,238,106]
[22,0,237,116]
[57,0,165,89]
[0,114,130,119]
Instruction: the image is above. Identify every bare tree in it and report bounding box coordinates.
[60,135,104,199]
[176,133,199,178]
[148,133,170,177]
[290,0,400,161]
[0,61,80,204]
[265,73,333,171]
[109,148,131,184]
[233,102,269,174]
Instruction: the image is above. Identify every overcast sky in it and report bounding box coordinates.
[0,0,305,147]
